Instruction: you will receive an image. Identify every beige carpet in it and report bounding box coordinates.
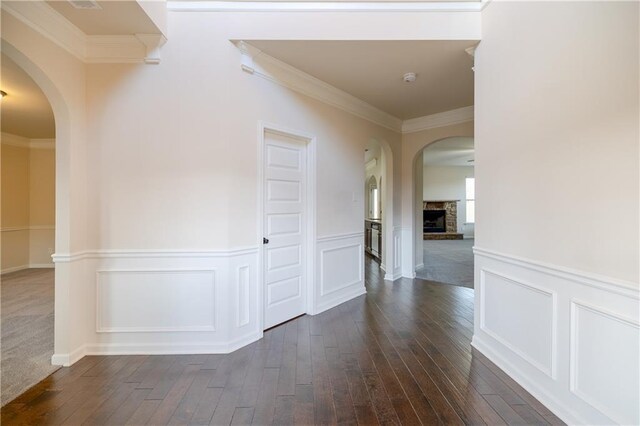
[1,268,59,406]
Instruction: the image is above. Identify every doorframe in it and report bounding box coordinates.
[257,121,317,331]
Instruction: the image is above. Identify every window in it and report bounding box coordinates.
[465,177,475,223]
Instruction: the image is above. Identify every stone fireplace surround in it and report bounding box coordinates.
[423,200,463,240]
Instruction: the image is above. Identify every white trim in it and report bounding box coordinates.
[169,1,484,12]
[1,263,54,274]
[471,336,582,425]
[569,299,640,425]
[0,1,164,64]
[257,121,317,325]
[479,268,558,379]
[51,247,259,263]
[473,246,638,299]
[51,345,86,367]
[402,105,474,133]
[316,231,364,243]
[238,42,403,132]
[0,132,55,149]
[319,243,363,297]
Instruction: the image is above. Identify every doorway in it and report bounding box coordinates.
[1,53,57,405]
[261,126,314,329]
[414,136,475,288]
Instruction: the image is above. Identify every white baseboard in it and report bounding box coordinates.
[313,286,366,315]
[51,345,86,367]
[471,335,583,425]
[2,263,55,274]
[384,271,402,281]
[1,265,29,275]
[29,263,54,269]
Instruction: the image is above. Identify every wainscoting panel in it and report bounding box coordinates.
[316,232,365,313]
[570,301,639,425]
[473,247,639,425]
[52,248,261,362]
[480,269,556,378]
[385,226,403,281]
[96,269,217,332]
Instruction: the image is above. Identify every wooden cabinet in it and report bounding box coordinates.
[365,219,382,262]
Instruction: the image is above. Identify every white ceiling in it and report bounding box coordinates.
[1,54,55,139]
[248,40,476,120]
[423,136,474,166]
[46,1,159,35]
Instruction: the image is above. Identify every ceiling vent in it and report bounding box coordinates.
[68,0,102,10]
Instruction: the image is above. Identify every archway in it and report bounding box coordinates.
[412,136,475,287]
[1,41,75,368]
[364,137,395,278]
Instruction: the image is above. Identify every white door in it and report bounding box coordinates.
[263,131,307,329]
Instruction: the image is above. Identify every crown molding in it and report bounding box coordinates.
[237,41,403,132]
[169,1,484,12]
[1,1,164,64]
[401,105,474,134]
[2,133,55,149]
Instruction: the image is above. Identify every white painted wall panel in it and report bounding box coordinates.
[480,270,555,377]
[571,302,639,425]
[96,269,216,332]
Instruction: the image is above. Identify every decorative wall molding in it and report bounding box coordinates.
[473,246,639,298]
[96,269,217,333]
[402,105,474,133]
[1,1,165,64]
[365,158,377,170]
[473,246,639,425]
[1,133,55,149]
[1,225,55,232]
[238,42,403,132]
[52,246,260,263]
[169,1,487,12]
[315,232,366,313]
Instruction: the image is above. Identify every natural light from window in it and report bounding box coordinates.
[466,177,475,223]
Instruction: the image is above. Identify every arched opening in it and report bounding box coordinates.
[412,136,475,287]
[364,138,395,281]
[1,53,58,404]
[1,38,76,380]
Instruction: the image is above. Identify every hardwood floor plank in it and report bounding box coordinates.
[1,256,564,426]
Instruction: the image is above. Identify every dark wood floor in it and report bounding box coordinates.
[1,257,563,425]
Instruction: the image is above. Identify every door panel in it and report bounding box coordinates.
[264,131,306,329]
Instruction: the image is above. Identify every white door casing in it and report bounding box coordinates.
[262,130,308,329]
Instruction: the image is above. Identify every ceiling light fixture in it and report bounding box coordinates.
[403,72,417,83]
[0,90,7,99]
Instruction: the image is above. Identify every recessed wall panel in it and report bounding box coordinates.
[97,269,216,332]
[480,269,555,377]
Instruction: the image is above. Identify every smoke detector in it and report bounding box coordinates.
[403,72,417,83]
[68,0,102,10]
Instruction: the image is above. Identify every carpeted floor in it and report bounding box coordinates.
[416,238,474,288]
[1,268,59,406]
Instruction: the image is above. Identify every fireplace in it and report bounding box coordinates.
[423,200,463,240]
[423,209,446,233]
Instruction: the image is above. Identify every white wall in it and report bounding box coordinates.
[474,2,639,425]
[422,164,474,237]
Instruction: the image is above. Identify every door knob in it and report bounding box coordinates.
[263,237,269,244]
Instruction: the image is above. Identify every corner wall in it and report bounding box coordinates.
[474,2,639,424]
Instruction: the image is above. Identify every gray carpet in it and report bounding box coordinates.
[416,239,474,288]
[1,268,59,406]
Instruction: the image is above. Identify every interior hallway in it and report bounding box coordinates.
[416,239,474,288]
[1,268,59,406]
[1,259,561,425]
